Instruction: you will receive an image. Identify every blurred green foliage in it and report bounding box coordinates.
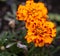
[0,0,60,56]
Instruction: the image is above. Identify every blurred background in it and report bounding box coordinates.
[0,0,60,56]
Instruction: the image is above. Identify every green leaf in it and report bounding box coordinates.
[0,51,17,56]
[6,42,16,48]
[48,13,60,22]
[57,27,60,32]
[52,46,60,54]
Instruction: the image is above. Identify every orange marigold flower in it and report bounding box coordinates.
[16,0,56,47]
[25,21,56,47]
[16,0,48,22]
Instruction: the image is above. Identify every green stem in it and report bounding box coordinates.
[41,47,45,56]
[28,46,35,56]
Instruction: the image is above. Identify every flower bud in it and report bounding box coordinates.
[0,46,5,51]
[9,20,15,29]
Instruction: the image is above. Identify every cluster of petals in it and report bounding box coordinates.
[25,20,56,47]
[16,0,56,47]
[16,0,48,22]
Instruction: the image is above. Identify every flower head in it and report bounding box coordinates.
[16,0,48,22]
[25,21,56,47]
[16,0,56,47]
